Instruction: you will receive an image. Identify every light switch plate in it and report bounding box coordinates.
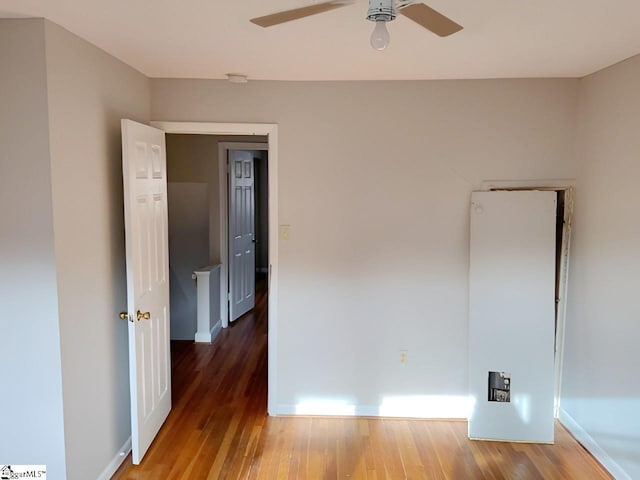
[279,225,291,241]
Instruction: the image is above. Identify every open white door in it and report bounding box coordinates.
[468,190,556,443]
[121,119,171,463]
[228,150,256,322]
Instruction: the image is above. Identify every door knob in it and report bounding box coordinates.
[119,312,133,322]
[137,310,151,321]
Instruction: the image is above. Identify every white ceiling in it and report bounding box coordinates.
[1,0,640,81]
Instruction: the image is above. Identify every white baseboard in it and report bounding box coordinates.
[210,320,222,342]
[194,331,211,343]
[274,404,381,417]
[194,320,222,344]
[272,404,469,420]
[559,408,630,480]
[97,436,131,480]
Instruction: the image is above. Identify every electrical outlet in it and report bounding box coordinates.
[399,350,408,364]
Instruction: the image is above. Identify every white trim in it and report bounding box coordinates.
[480,178,577,191]
[559,409,631,480]
[553,187,574,418]
[218,145,228,328]
[210,319,222,342]
[194,332,211,343]
[193,264,222,343]
[96,436,131,480]
[151,121,279,416]
[194,323,221,344]
[468,437,553,445]
[218,142,269,329]
[150,122,275,136]
[273,404,469,419]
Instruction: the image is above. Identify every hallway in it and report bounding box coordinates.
[113,278,610,479]
[113,277,269,479]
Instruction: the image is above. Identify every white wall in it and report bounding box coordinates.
[44,21,150,480]
[0,19,67,479]
[151,78,580,416]
[561,55,640,479]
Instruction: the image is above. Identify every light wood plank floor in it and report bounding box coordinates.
[113,278,611,479]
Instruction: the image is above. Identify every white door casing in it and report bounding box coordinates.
[228,150,256,322]
[468,190,556,443]
[121,119,171,464]
[150,121,278,416]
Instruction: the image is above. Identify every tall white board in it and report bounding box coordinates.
[468,190,556,443]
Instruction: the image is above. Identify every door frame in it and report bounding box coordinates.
[151,121,278,415]
[219,142,269,328]
[480,179,575,419]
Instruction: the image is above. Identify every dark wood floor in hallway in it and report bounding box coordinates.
[113,279,611,480]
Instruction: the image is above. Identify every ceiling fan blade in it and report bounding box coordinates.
[250,1,352,28]
[399,3,463,37]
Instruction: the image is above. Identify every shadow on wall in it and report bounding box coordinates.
[169,268,193,336]
[560,396,640,479]
[168,182,209,340]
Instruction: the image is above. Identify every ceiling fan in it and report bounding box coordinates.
[250,0,463,51]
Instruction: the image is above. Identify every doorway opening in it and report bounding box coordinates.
[482,180,575,418]
[154,121,279,416]
[164,136,268,336]
[219,142,269,327]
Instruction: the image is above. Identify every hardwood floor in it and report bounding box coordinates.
[113,278,611,479]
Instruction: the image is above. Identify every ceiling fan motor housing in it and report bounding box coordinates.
[366,0,396,22]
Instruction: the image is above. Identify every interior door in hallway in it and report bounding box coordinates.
[228,150,256,322]
[121,119,171,463]
[468,190,556,443]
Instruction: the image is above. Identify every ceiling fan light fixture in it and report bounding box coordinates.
[370,21,390,50]
[367,0,395,50]
[366,0,395,22]
[249,0,463,51]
